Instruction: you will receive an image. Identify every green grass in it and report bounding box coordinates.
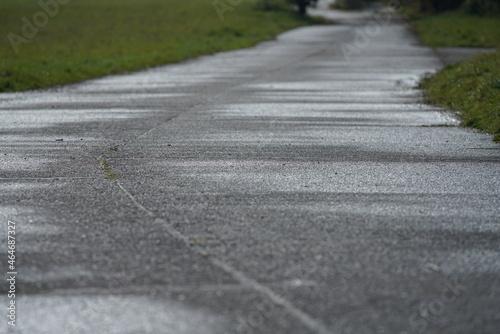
[406,9,500,141]
[420,52,500,142]
[0,0,315,92]
[409,10,500,47]
[99,159,118,181]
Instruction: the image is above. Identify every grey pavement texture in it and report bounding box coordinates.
[1,6,499,334]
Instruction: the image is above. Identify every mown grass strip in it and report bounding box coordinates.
[420,52,500,142]
[0,0,315,92]
[408,10,500,48]
[406,9,500,141]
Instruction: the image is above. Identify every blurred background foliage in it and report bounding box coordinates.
[404,0,500,15]
[255,0,318,14]
[327,0,500,14]
[331,0,378,10]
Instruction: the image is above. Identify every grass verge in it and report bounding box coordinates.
[407,9,499,141]
[407,10,500,48]
[420,52,499,142]
[0,0,316,92]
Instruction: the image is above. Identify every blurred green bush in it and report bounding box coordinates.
[255,0,318,14]
[331,0,365,10]
[254,0,290,11]
[463,0,500,15]
[407,0,500,15]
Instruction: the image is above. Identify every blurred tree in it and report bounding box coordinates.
[255,0,317,14]
[413,0,465,12]
[432,0,464,11]
[332,0,365,10]
[288,0,318,15]
[463,0,500,15]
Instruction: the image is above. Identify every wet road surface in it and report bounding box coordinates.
[0,7,499,334]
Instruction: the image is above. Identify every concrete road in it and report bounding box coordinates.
[1,7,499,334]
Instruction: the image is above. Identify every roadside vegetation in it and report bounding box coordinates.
[256,0,317,15]
[0,0,316,92]
[331,0,379,10]
[331,0,366,10]
[407,9,500,47]
[404,0,500,141]
[420,53,499,141]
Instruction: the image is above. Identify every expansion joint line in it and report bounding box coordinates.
[115,181,332,334]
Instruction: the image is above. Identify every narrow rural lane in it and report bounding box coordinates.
[1,6,499,334]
